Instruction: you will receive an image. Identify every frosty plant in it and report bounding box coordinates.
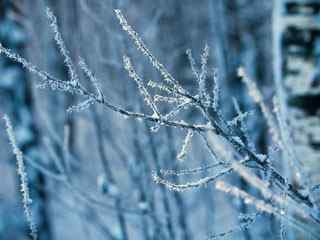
[1,7,320,239]
[3,115,38,240]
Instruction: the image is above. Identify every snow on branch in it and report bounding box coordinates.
[114,9,184,92]
[215,180,279,215]
[159,162,221,177]
[66,98,95,113]
[3,115,38,240]
[177,129,194,162]
[199,43,209,99]
[46,7,79,86]
[186,48,199,80]
[0,43,83,95]
[215,180,320,239]
[152,158,250,192]
[79,58,104,102]
[212,68,220,110]
[238,67,281,147]
[123,55,160,118]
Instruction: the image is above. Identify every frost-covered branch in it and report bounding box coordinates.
[114,9,183,92]
[176,129,194,161]
[46,7,79,86]
[238,67,281,146]
[3,115,38,240]
[215,180,320,239]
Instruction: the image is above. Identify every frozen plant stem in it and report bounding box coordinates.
[238,67,281,146]
[3,115,37,240]
[215,180,320,239]
[177,129,194,161]
[46,7,79,86]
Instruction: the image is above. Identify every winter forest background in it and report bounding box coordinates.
[1,0,320,239]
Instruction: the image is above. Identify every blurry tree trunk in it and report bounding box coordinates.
[274,0,320,205]
[0,1,52,239]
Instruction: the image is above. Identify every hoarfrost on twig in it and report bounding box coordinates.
[3,115,38,240]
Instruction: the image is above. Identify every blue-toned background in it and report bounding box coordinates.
[1,1,320,239]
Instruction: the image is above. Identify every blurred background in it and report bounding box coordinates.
[0,0,319,239]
